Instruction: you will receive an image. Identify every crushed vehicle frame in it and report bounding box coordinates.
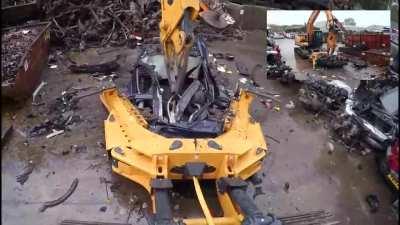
[333,82,398,152]
[101,87,278,225]
[101,30,280,224]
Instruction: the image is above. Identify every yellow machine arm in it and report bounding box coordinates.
[101,2,283,225]
[160,0,208,94]
[301,10,339,55]
[305,10,320,43]
[324,10,337,55]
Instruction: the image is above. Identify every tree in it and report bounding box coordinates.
[344,18,356,26]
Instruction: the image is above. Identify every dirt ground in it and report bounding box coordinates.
[1,30,397,225]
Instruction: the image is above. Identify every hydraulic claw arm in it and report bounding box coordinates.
[160,0,208,94]
[325,10,337,55]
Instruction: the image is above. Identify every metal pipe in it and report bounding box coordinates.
[278,211,328,220]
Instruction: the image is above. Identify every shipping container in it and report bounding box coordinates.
[345,32,390,50]
[1,1,42,27]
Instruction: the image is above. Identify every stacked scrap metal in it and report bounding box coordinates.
[41,0,161,49]
[1,26,42,83]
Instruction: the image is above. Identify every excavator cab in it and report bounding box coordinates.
[295,30,322,48]
[311,30,323,48]
[294,29,323,59]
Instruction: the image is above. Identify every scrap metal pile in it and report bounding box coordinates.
[41,0,242,50]
[1,26,42,83]
[266,37,296,83]
[126,40,232,138]
[195,21,245,42]
[298,77,351,112]
[266,63,296,83]
[29,90,82,137]
[42,0,161,49]
[295,75,399,156]
[332,81,398,152]
[316,54,348,68]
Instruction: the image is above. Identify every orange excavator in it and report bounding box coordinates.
[294,10,345,69]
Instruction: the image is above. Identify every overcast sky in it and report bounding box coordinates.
[267,10,390,27]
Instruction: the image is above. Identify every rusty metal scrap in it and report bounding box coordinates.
[40,0,240,50]
[195,24,245,42]
[41,0,161,49]
[1,26,42,83]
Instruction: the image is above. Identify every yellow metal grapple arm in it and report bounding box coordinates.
[324,10,337,55]
[160,0,208,94]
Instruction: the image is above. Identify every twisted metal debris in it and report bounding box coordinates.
[42,0,161,49]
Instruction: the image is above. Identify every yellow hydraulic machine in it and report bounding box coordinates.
[294,10,343,69]
[100,1,282,225]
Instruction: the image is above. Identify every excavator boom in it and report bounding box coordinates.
[306,10,321,43]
